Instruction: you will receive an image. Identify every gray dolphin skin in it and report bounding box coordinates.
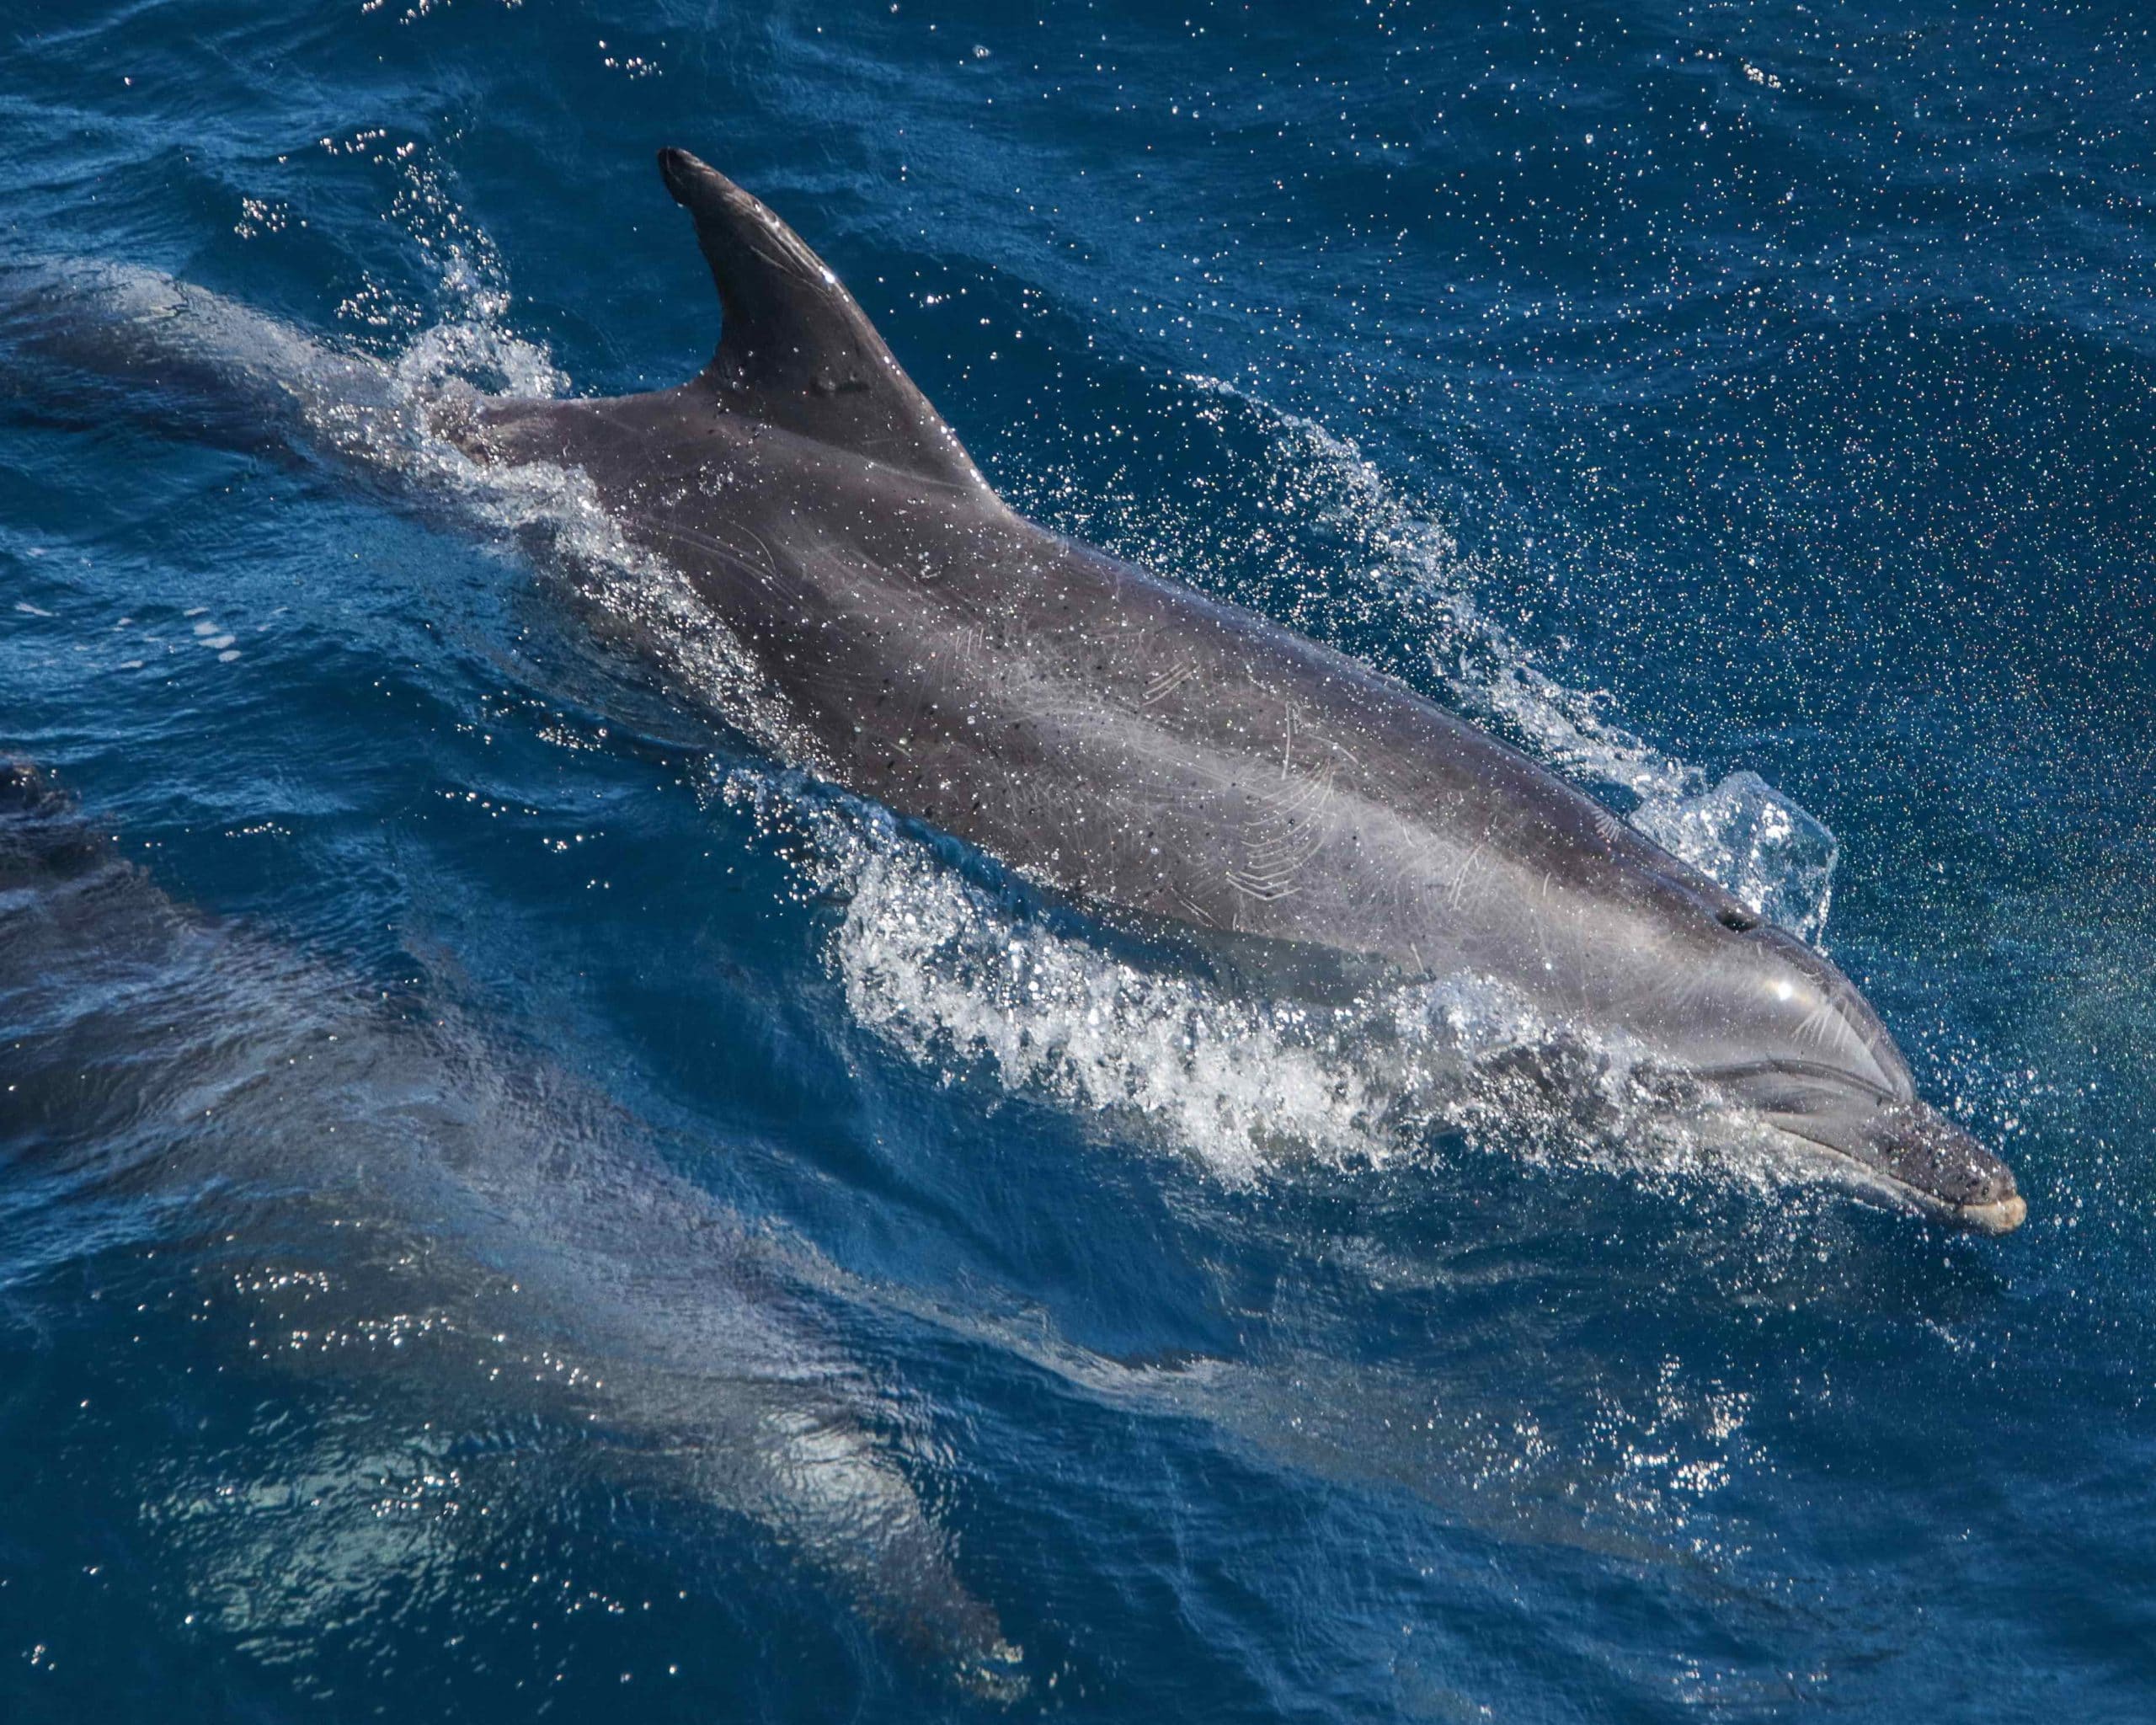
[445,148,2025,1235]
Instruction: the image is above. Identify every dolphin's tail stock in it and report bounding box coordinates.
[0,259,405,460]
[0,762,1022,1695]
[606,1358,1028,1697]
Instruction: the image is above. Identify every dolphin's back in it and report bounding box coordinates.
[448,158,1754,989]
[0,761,1025,1684]
[463,388,1775,1008]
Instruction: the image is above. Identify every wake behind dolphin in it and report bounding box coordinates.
[0,151,2023,1232]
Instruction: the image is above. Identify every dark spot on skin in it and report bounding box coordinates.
[1717,905,1762,932]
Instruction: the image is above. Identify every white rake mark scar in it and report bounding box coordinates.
[1227,745,1337,903]
[1163,880,1222,928]
[1795,994,1848,1055]
[1447,836,1493,911]
[1140,660,1198,707]
[1664,954,1717,1014]
[640,515,784,585]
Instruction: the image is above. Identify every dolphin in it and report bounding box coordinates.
[0,761,1022,1690]
[434,148,2022,1234]
[0,156,2024,1233]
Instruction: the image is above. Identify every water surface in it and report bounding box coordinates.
[3,2,2152,1719]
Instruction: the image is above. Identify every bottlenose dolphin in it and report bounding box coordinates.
[0,761,1022,1690]
[440,148,2022,1233]
[0,155,2022,1232]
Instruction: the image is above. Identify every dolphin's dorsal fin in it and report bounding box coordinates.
[658,149,988,494]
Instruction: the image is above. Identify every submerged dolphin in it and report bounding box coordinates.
[0,762,1022,1689]
[450,148,2023,1233]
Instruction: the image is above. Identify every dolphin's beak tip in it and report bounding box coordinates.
[1961,1189,2028,1236]
[1863,1100,2026,1237]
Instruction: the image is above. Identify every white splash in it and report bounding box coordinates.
[1630,769,1838,943]
[709,768,1791,1194]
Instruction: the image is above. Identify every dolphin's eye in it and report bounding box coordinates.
[1716,905,1762,932]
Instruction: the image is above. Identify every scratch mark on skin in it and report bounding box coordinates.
[743,227,823,291]
[1140,660,1198,707]
[1662,949,1717,1017]
[1529,877,1561,989]
[1796,993,1849,1055]
[1447,836,1493,911]
[1228,745,1336,902]
[639,515,784,585]
[1163,880,1222,929]
[1592,804,1626,848]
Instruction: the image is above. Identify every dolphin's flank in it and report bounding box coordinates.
[448,148,2024,1235]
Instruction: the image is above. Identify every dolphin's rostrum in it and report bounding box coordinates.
[443,148,2025,1233]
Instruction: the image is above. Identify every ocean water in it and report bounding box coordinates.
[3,1,2153,1719]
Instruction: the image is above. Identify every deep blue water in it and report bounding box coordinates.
[3,1,2153,1719]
